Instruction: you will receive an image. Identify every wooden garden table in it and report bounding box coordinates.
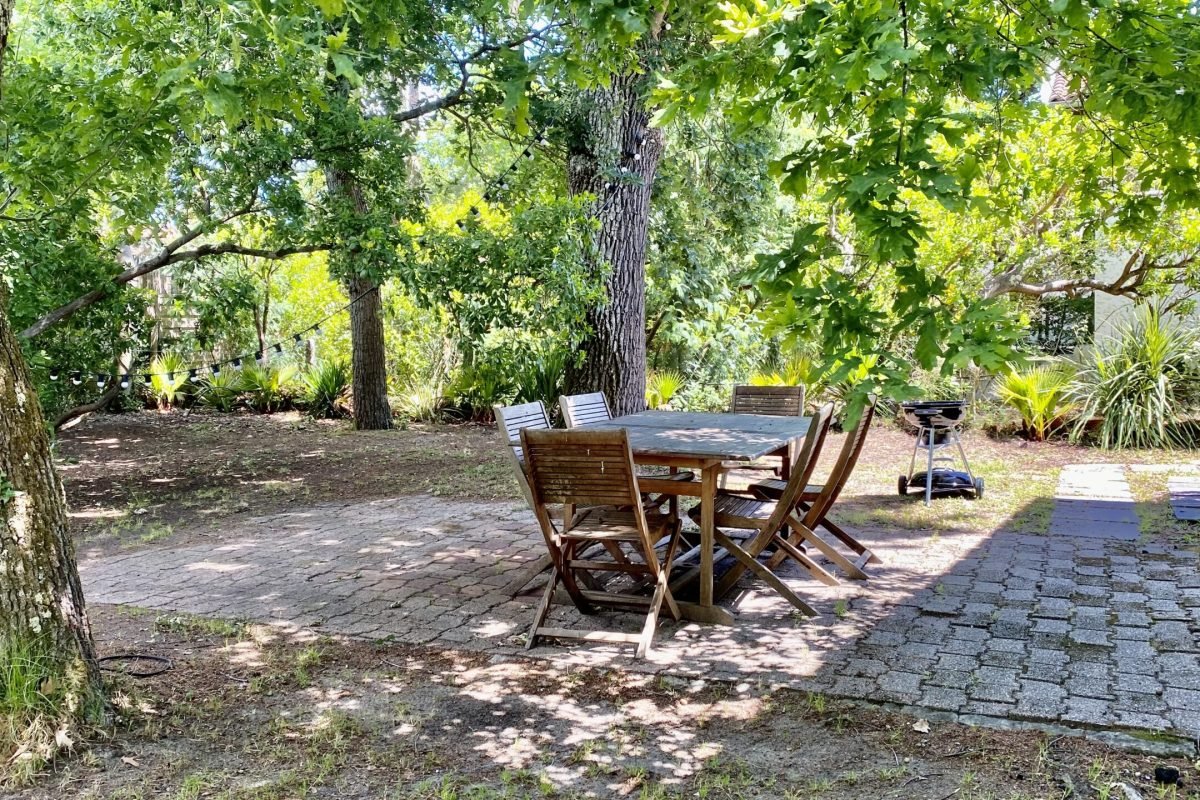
[581,410,812,625]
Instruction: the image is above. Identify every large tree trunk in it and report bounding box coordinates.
[0,284,103,760]
[323,165,393,430]
[564,72,665,416]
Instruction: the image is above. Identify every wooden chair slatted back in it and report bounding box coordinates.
[521,429,641,509]
[495,400,551,461]
[802,396,878,525]
[732,385,806,416]
[493,401,551,509]
[559,392,613,428]
[759,403,834,535]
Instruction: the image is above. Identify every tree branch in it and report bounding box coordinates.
[18,233,330,340]
[392,23,562,125]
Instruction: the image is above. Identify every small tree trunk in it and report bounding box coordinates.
[0,285,103,757]
[323,164,393,430]
[564,72,665,416]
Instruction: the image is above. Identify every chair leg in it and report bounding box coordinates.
[526,566,559,651]
[778,513,868,580]
[714,530,817,616]
[558,542,597,614]
[818,515,881,564]
[765,533,840,585]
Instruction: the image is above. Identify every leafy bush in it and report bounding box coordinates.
[996,364,1075,441]
[149,353,189,409]
[304,359,351,419]
[240,363,299,414]
[449,362,513,421]
[397,382,446,422]
[749,352,829,404]
[514,346,570,407]
[646,370,685,410]
[195,369,242,412]
[1071,310,1200,449]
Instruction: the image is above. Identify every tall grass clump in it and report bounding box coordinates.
[996,363,1075,441]
[240,363,298,413]
[195,369,241,412]
[1,637,99,786]
[304,359,351,419]
[1071,309,1200,449]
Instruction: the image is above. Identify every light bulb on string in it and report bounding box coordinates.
[272,343,283,355]
[292,333,303,344]
[188,368,198,381]
[49,369,60,381]
[141,373,152,383]
[70,371,82,386]
[254,351,265,365]
[95,373,107,389]
[167,371,175,382]
[119,375,131,390]
[523,149,534,160]
[211,364,221,376]
[231,357,242,369]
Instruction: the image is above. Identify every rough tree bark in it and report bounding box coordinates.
[0,283,103,733]
[322,165,393,430]
[564,71,666,416]
[1,0,102,722]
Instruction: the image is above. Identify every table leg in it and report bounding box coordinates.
[700,464,716,607]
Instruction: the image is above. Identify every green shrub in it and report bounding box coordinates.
[240,362,298,414]
[304,359,351,419]
[646,370,685,410]
[449,362,513,421]
[397,382,446,422]
[514,346,569,407]
[1071,309,1200,449]
[749,352,829,404]
[149,353,189,409]
[195,369,242,412]
[996,363,1075,441]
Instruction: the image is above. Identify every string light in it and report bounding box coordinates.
[231,357,242,369]
[119,375,131,389]
[211,364,221,376]
[292,333,303,344]
[50,369,60,381]
[254,350,265,364]
[95,373,107,389]
[272,342,283,354]
[71,371,82,385]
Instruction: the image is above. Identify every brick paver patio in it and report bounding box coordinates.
[79,492,1200,748]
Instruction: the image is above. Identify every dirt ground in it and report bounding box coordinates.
[7,605,1198,800]
[8,410,1198,798]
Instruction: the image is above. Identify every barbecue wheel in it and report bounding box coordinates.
[897,475,908,496]
[974,477,985,499]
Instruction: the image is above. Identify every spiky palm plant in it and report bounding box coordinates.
[646,370,685,410]
[996,364,1075,442]
[1071,310,1200,449]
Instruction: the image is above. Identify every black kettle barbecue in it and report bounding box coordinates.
[898,400,984,505]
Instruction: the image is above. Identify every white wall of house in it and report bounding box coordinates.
[1092,249,1131,342]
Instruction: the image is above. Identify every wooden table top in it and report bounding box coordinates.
[583,411,812,462]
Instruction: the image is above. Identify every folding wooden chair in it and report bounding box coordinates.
[688,404,835,613]
[559,391,695,508]
[521,428,683,658]
[494,401,552,511]
[731,384,806,416]
[721,384,807,490]
[558,392,614,428]
[749,396,882,577]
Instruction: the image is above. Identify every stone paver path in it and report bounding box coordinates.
[1168,476,1200,522]
[1050,464,1140,541]
[79,495,1200,748]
